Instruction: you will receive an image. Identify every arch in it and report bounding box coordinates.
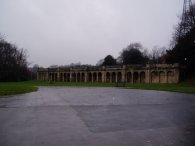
[41,73,44,80]
[133,72,139,83]
[88,72,92,82]
[151,71,158,83]
[64,73,67,82]
[167,71,174,83]
[45,73,47,80]
[56,73,58,81]
[77,73,81,82]
[44,73,47,80]
[126,72,132,83]
[140,72,145,83]
[106,72,111,82]
[98,72,102,82]
[81,73,85,82]
[159,71,166,83]
[51,73,54,81]
[49,73,52,81]
[60,73,63,81]
[179,71,185,82]
[67,73,70,82]
[72,73,76,82]
[117,72,122,82]
[53,73,57,82]
[39,73,41,80]
[112,72,116,83]
[93,72,97,82]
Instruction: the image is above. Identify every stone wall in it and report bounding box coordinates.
[37,64,180,84]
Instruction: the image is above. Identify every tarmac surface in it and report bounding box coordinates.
[0,87,195,146]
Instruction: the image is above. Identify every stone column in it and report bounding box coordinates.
[165,71,168,83]
[122,71,125,82]
[102,71,105,83]
[175,69,180,83]
[138,72,141,83]
[85,72,87,82]
[92,72,94,83]
[70,73,72,82]
[97,72,99,82]
[37,72,39,80]
[76,73,78,82]
[122,66,126,82]
[116,73,118,83]
[109,72,112,83]
[144,70,149,84]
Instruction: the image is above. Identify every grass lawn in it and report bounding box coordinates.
[126,83,195,94]
[0,83,38,96]
[0,80,195,96]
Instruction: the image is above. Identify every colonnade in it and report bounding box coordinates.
[150,70,176,83]
[37,67,179,84]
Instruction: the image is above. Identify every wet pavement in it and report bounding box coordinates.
[0,87,195,146]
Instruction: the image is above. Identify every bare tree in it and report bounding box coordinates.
[167,1,195,72]
[172,2,195,46]
[0,36,30,81]
[150,46,166,63]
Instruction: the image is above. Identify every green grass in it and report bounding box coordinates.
[0,81,114,96]
[126,83,195,94]
[0,80,195,96]
[0,82,38,96]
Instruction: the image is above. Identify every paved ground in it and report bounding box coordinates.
[0,87,195,146]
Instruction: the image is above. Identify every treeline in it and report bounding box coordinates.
[166,3,195,72]
[0,36,31,82]
[97,43,166,66]
[98,3,195,73]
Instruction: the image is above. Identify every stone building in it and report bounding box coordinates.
[37,64,180,84]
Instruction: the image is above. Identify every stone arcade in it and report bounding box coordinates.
[37,64,180,84]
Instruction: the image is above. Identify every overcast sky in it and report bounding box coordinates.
[0,0,184,67]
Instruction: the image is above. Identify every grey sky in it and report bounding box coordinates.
[0,0,183,67]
